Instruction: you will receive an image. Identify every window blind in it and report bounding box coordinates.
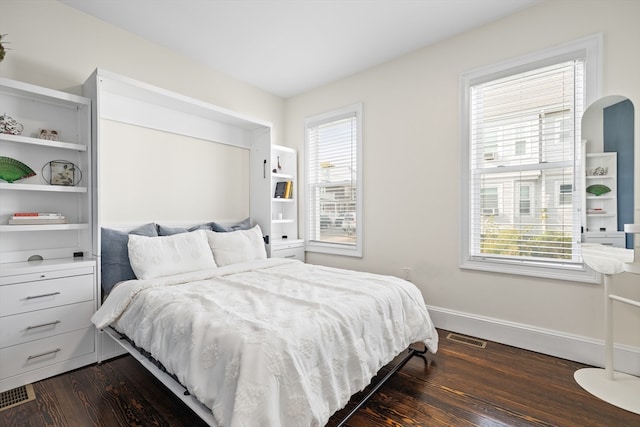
[469,60,584,265]
[306,111,358,248]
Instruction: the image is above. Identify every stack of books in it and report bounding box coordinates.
[274,181,293,199]
[9,212,67,225]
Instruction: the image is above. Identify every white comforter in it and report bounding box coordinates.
[92,258,438,427]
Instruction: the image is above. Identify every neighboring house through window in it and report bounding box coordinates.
[460,35,602,282]
[518,183,532,216]
[305,103,363,257]
[558,183,573,206]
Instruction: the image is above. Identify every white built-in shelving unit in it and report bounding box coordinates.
[268,144,304,260]
[583,152,625,247]
[0,77,96,392]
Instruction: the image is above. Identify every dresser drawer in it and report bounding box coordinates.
[0,300,94,349]
[0,266,94,286]
[0,328,95,381]
[0,274,94,317]
[271,246,305,261]
[583,232,626,248]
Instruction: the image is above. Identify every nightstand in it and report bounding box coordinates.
[270,239,305,261]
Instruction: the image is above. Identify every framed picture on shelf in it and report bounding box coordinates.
[48,160,81,186]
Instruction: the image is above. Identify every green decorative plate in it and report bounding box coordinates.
[586,184,611,196]
[0,156,36,183]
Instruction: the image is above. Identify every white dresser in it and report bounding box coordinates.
[0,259,97,392]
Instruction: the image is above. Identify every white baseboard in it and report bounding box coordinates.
[427,305,640,376]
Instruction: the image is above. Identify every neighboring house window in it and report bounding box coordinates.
[305,103,362,257]
[460,35,602,282]
[481,187,499,216]
[515,139,527,156]
[557,183,573,206]
[518,183,532,216]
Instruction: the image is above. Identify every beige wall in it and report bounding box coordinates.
[286,0,640,349]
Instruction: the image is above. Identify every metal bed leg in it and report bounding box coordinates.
[335,345,428,427]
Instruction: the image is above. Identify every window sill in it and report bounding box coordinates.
[460,257,600,284]
[305,241,362,258]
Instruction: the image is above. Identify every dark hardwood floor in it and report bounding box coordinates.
[2,329,638,426]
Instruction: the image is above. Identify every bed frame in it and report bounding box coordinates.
[105,326,428,426]
[334,344,429,426]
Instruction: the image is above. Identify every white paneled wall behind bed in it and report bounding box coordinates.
[83,68,276,360]
[99,120,250,224]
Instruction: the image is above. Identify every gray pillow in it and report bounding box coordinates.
[157,222,212,236]
[101,223,158,293]
[209,217,251,232]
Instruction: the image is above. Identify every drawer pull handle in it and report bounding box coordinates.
[284,255,296,258]
[26,292,61,300]
[27,348,61,360]
[26,320,61,330]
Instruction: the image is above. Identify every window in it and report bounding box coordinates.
[557,183,573,206]
[460,35,602,282]
[305,104,363,257]
[518,184,532,216]
[481,187,500,216]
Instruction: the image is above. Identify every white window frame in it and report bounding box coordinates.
[556,182,574,207]
[480,186,501,216]
[517,182,533,216]
[304,103,363,257]
[460,34,602,283]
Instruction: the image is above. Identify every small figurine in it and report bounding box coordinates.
[592,166,607,176]
[39,129,59,141]
[0,113,23,135]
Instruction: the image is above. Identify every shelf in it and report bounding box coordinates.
[0,134,87,151]
[586,196,614,200]
[0,77,90,107]
[273,173,294,180]
[585,175,614,179]
[272,198,295,203]
[587,214,615,217]
[0,183,87,193]
[0,223,90,232]
[272,219,295,224]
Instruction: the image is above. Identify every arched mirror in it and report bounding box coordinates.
[581,95,635,249]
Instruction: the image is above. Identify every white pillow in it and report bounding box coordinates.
[128,229,217,280]
[205,224,267,267]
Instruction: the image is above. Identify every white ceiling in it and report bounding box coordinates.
[60,0,540,98]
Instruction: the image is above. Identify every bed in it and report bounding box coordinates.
[92,224,438,426]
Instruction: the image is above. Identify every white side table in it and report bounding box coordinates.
[575,229,640,415]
